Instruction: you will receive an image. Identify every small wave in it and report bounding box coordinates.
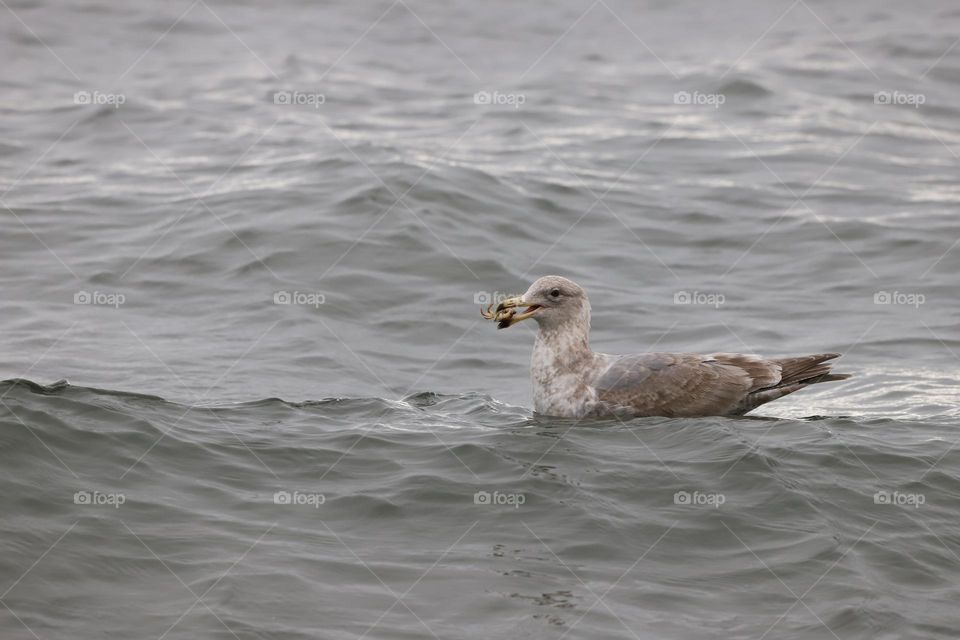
[717,78,774,98]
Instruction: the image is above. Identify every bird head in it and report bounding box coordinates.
[488,276,590,331]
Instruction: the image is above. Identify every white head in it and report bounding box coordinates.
[494,276,591,333]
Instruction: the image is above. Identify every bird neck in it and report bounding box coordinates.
[533,316,593,370]
[530,316,596,417]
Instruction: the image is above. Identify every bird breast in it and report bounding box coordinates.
[530,331,598,417]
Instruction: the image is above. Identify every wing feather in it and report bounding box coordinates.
[594,352,756,417]
[593,351,847,417]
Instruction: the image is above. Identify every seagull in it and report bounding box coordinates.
[482,276,850,418]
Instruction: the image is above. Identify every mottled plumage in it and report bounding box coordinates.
[489,276,850,418]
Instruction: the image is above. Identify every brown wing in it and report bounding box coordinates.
[593,352,768,417]
[594,352,847,417]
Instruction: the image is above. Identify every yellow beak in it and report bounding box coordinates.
[480,296,542,329]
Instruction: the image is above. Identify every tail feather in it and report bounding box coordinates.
[800,372,852,385]
[772,353,844,387]
[734,353,850,414]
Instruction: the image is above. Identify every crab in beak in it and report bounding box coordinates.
[480,296,542,329]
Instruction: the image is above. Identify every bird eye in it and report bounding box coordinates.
[549,288,561,298]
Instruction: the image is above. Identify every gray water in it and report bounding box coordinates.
[1,0,959,638]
